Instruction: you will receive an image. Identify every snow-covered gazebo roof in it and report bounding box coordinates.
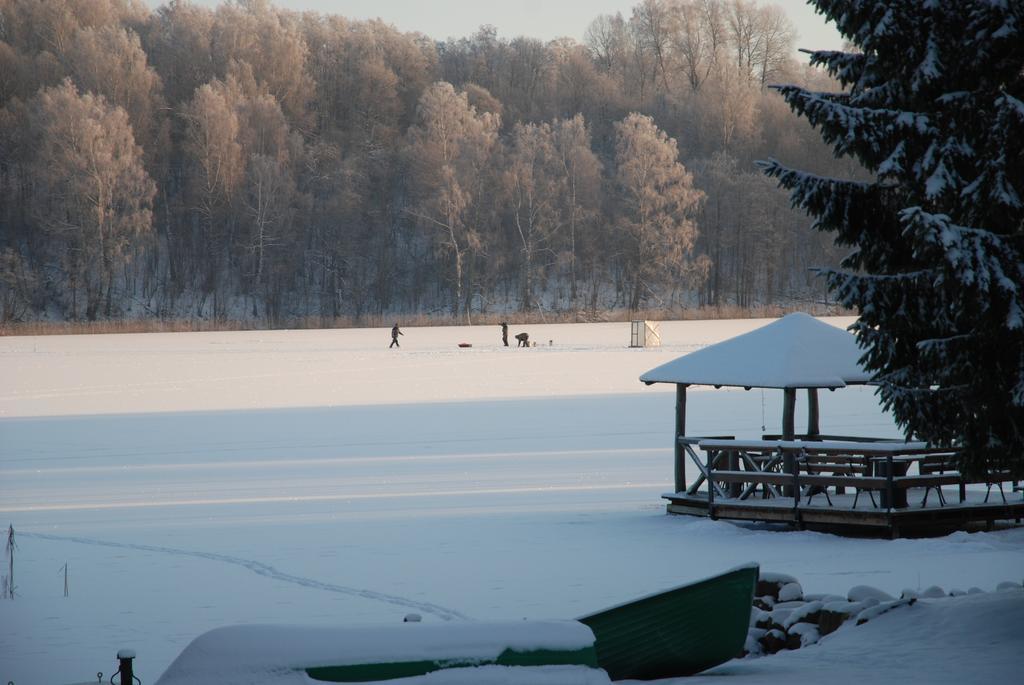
[640,312,871,390]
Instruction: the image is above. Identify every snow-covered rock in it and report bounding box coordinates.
[804,593,845,603]
[758,628,788,655]
[768,608,793,630]
[772,600,807,610]
[778,582,804,602]
[750,607,771,628]
[757,573,799,600]
[744,628,766,656]
[783,601,824,630]
[787,622,821,649]
[848,585,895,603]
[856,598,916,626]
[818,601,863,636]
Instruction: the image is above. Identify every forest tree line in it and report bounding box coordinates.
[0,0,854,324]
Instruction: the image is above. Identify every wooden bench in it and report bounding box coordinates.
[916,454,961,506]
[984,471,1017,504]
[798,454,875,508]
[894,473,963,493]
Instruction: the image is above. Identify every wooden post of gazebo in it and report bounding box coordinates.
[782,388,796,440]
[806,388,820,437]
[782,388,797,495]
[674,384,687,493]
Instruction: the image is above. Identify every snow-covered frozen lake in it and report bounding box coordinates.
[1,318,1021,684]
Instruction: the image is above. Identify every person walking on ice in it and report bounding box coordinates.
[501,322,509,347]
[390,323,403,348]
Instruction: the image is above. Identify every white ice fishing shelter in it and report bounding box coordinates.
[640,312,872,491]
[630,320,661,347]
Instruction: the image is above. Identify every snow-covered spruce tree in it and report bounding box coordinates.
[761,1,1024,478]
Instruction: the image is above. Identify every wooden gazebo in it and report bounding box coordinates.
[640,312,870,492]
[639,313,1023,535]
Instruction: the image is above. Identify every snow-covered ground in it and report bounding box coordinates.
[1,318,1021,684]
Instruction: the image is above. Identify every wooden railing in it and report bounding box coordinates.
[682,438,964,513]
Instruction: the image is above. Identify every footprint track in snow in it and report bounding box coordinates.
[23,531,468,621]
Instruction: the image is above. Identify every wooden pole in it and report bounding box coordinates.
[5,525,12,600]
[117,650,136,685]
[782,389,797,496]
[806,388,820,438]
[782,388,796,441]
[674,384,687,493]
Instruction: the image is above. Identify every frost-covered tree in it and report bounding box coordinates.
[761,1,1024,477]
[504,121,563,312]
[614,112,703,311]
[28,79,155,320]
[405,82,500,318]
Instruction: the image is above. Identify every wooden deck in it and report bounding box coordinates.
[666,437,1024,537]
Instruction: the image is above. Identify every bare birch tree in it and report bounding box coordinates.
[405,82,499,318]
[183,77,244,311]
[671,0,725,92]
[504,121,563,311]
[552,115,602,310]
[633,0,674,95]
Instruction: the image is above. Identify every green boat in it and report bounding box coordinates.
[579,563,759,681]
[156,565,758,684]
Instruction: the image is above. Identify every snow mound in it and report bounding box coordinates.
[703,591,1024,684]
[847,585,895,602]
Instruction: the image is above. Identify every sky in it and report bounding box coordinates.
[168,1,845,53]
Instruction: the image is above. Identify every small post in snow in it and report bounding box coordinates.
[4,525,14,599]
[116,649,136,684]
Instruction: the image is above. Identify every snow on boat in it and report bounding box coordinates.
[155,566,758,683]
[156,621,604,684]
